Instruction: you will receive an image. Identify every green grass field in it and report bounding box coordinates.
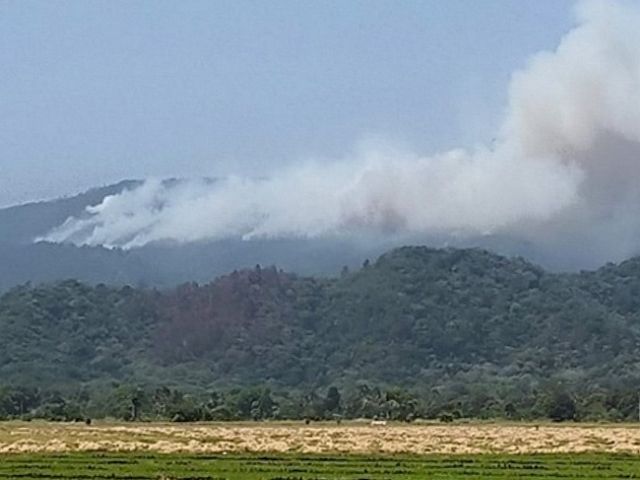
[2,453,640,479]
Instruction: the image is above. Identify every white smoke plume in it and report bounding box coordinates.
[42,0,640,263]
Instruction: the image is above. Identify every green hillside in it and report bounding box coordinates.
[2,246,640,421]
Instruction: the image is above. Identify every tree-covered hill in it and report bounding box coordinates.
[2,246,640,420]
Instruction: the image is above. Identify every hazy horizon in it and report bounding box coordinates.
[1,0,572,207]
[8,1,640,270]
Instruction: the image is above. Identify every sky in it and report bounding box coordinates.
[0,0,574,207]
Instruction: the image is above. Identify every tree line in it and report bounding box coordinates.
[1,382,638,423]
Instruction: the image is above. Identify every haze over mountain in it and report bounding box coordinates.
[28,1,640,272]
[0,177,636,294]
[4,1,640,288]
[0,181,381,292]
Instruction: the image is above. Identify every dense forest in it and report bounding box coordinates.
[2,246,640,422]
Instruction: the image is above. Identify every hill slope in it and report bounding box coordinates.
[2,246,640,421]
[0,181,383,292]
[0,180,604,294]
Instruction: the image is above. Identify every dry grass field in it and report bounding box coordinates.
[1,420,640,455]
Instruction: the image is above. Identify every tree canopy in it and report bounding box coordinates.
[2,246,640,421]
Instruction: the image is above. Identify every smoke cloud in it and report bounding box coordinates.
[42,1,640,265]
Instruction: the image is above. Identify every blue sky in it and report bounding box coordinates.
[0,0,573,206]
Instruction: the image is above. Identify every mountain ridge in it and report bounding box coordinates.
[2,245,639,388]
[1,180,639,295]
[3,244,640,420]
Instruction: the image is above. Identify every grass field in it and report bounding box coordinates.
[3,421,640,479]
[3,452,640,479]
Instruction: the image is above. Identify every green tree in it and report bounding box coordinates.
[545,390,576,422]
[325,386,341,414]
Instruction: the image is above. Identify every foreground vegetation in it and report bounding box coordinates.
[3,419,640,478]
[4,246,640,421]
[3,421,640,455]
[3,452,640,479]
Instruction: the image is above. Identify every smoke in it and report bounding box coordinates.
[42,0,640,264]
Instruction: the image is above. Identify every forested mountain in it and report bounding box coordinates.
[0,181,598,294]
[2,246,640,421]
[0,181,383,292]
[0,181,142,245]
